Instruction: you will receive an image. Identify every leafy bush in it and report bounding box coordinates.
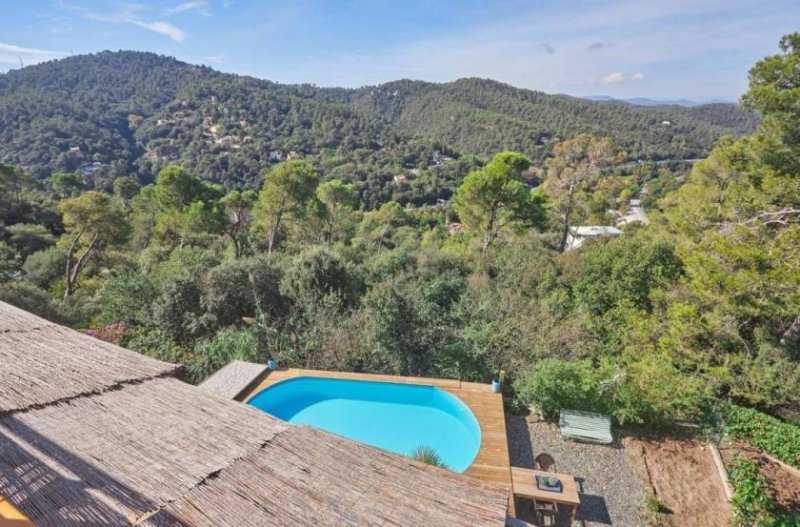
[97,272,158,326]
[515,356,711,426]
[0,241,18,283]
[23,247,64,288]
[515,359,599,417]
[725,405,800,468]
[126,327,185,365]
[187,328,260,383]
[0,281,64,323]
[152,275,216,344]
[280,247,361,309]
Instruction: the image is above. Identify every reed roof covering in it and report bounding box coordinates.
[0,302,180,414]
[0,302,509,526]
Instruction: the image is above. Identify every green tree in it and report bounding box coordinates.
[0,242,18,283]
[742,32,800,174]
[355,201,412,250]
[221,190,258,258]
[153,165,224,247]
[113,176,140,211]
[280,247,359,309]
[253,160,320,254]
[317,179,357,243]
[130,185,158,250]
[453,151,544,251]
[6,223,55,258]
[23,247,64,288]
[50,172,84,199]
[152,274,214,344]
[0,163,34,206]
[57,191,131,298]
[96,272,158,326]
[543,135,622,252]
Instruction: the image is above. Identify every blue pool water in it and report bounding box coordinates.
[248,376,481,472]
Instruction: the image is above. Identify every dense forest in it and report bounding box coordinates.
[0,51,756,210]
[348,77,758,161]
[0,35,797,446]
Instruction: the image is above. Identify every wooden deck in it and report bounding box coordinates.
[240,368,514,514]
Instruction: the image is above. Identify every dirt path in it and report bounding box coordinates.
[627,437,730,527]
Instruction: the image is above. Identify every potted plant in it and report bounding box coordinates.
[267,357,278,370]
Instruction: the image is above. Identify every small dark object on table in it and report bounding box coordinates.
[535,475,563,493]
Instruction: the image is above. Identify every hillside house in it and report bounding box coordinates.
[566,225,623,250]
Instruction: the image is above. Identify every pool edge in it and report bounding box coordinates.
[239,367,514,515]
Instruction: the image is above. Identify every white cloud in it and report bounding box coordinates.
[164,1,210,17]
[131,20,186,42]
[631,72,645,81]
[602,72,625,84]
[63,3,188,42]
[205,53,225,64]
[0,41,68,66]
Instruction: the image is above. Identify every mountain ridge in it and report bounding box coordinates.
[0,51,758,197]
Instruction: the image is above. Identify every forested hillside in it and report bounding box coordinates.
[349,78,758,160]
[1,35,797,439]
[0,51,755,207]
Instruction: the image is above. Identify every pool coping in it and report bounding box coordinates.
[238,368,514,515]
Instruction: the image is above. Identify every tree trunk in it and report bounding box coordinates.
[558,185,576,253]
[63,230,83,300]
[481,203,498,252]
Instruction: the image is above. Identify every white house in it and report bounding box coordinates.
[566,225,623,250]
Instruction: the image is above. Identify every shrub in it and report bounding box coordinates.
[126,327,185,364]
[514,355,710,426]
[152,275,215,344]
[514,359,599,417]
[280,247,361,309]
[0,241,19,283]
[96,272,158,325]
[409,445,450,470]
[23,247,63,288]
[0,281,64,323]
[187,328,260,383]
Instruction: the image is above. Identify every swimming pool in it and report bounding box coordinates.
[248,376,481,472]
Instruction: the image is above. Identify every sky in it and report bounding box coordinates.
[1,0,798,99]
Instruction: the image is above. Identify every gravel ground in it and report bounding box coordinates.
[507,415,645,526]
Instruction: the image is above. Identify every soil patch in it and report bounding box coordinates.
[627,435,730,527]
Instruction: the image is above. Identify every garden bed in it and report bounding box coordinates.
[720,440,800,515]
[626,434,730,527]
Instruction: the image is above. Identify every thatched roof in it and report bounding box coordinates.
[0,302,509,526]
[0,302,180,414]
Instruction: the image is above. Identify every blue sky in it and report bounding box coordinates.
[1,0,798,99]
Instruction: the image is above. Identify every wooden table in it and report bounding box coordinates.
[511,466,581,522]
